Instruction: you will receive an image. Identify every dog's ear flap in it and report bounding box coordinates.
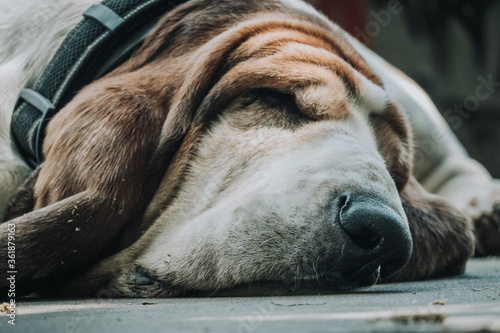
[370,103,414,191]
[386,176,475,282]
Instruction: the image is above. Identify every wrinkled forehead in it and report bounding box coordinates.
[208,14,390,121]
[201,11,412,188]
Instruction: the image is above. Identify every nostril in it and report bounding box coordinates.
[338,193,349,210]
[381,259,404,279]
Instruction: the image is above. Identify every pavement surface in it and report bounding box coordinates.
[1,257,499,333]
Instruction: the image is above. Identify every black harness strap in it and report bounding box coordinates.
[11,0,187,168]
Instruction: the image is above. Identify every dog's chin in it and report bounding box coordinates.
[107,264,384,298]
[180,275,381,298]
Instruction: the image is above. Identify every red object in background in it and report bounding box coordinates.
[313,0,371,47]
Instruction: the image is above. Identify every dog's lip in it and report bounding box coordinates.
[342,263,382,287]
[341,248,406,284]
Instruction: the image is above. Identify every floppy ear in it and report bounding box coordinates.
[0,71,209,294]
[0,84,180,294]
[385,176,475,282]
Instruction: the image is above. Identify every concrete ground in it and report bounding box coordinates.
[1,257,499,333]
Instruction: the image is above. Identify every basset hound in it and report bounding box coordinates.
[0,0,498,297]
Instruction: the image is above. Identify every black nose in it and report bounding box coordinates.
[338,192,412,284]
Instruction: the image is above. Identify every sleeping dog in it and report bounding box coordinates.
[0,0,499,297]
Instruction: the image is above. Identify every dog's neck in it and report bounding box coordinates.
[11,0,189,168]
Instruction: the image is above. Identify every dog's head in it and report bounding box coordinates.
[7,0,474,297]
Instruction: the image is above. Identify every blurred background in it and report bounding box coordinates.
[307,0,500,178]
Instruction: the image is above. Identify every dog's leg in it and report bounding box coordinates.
[0,62,33,222]
[348,35,500,256]
[0,152,32,222]
[385,75,500,256]
[2,166,40,222]
[380,71,500,256]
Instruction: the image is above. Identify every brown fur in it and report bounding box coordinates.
[0,0,475,295]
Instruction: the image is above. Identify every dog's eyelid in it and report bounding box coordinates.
[253,88,303,117]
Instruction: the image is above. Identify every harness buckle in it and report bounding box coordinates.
[15,89,56,167]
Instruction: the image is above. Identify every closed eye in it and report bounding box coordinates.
[369,113,382,121]
[253,88,303,118]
